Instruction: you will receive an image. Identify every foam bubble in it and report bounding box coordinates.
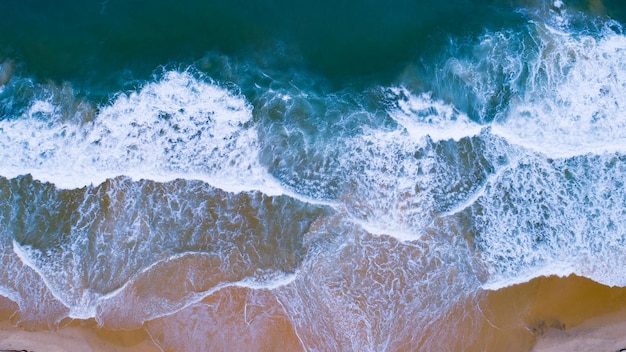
[436,14,626,160]
[465,153,626,289]
[0,175,330,326]
[276,221,481,351]
[145,287,303,352]
[493,22,626,158]
[387,87,483,142]
[0,70,283,195]
[411,7,626,289]
[339,126,510,243]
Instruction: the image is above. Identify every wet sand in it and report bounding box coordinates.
[0,320,161,352]
[473,274,626,351]
[2,274,626,351]
[0,286,302,352]
[0,320,160,352]
[533,309,626,351]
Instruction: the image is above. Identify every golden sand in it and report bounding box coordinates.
[533,309,626,351]
[474,274,626,351]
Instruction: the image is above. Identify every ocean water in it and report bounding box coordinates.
[1,0,626,350]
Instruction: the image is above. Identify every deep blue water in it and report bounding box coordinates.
[1,0,532,92]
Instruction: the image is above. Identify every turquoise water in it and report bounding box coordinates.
[1,0,626,350]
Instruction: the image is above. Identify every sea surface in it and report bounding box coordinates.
[1,0,626,350]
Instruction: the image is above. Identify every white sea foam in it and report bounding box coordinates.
[338,128,435,242]
[0,70,285,195]
[388,87,483,142]
[492,23,626,158]
[471,152,626,290]
[275,227,481,352]
[440,16,626,161]
[333,88,496,243]
[3,177,321,325]
[90,252,300,326]
[422,11,626,290]
[464,19,626,288]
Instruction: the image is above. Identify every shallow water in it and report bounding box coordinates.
[1,0,626,350]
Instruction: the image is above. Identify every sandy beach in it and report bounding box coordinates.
[533,310,626,352]
[3,317,626,352]
[472,274,626,351]
[0,294,160,352]
[0,320,161,352]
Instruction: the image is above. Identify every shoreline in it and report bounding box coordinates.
[3,315,626,352]
[2,274,626,351]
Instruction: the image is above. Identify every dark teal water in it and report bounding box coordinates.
[1,0,626,350]
[0,0,527,92]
